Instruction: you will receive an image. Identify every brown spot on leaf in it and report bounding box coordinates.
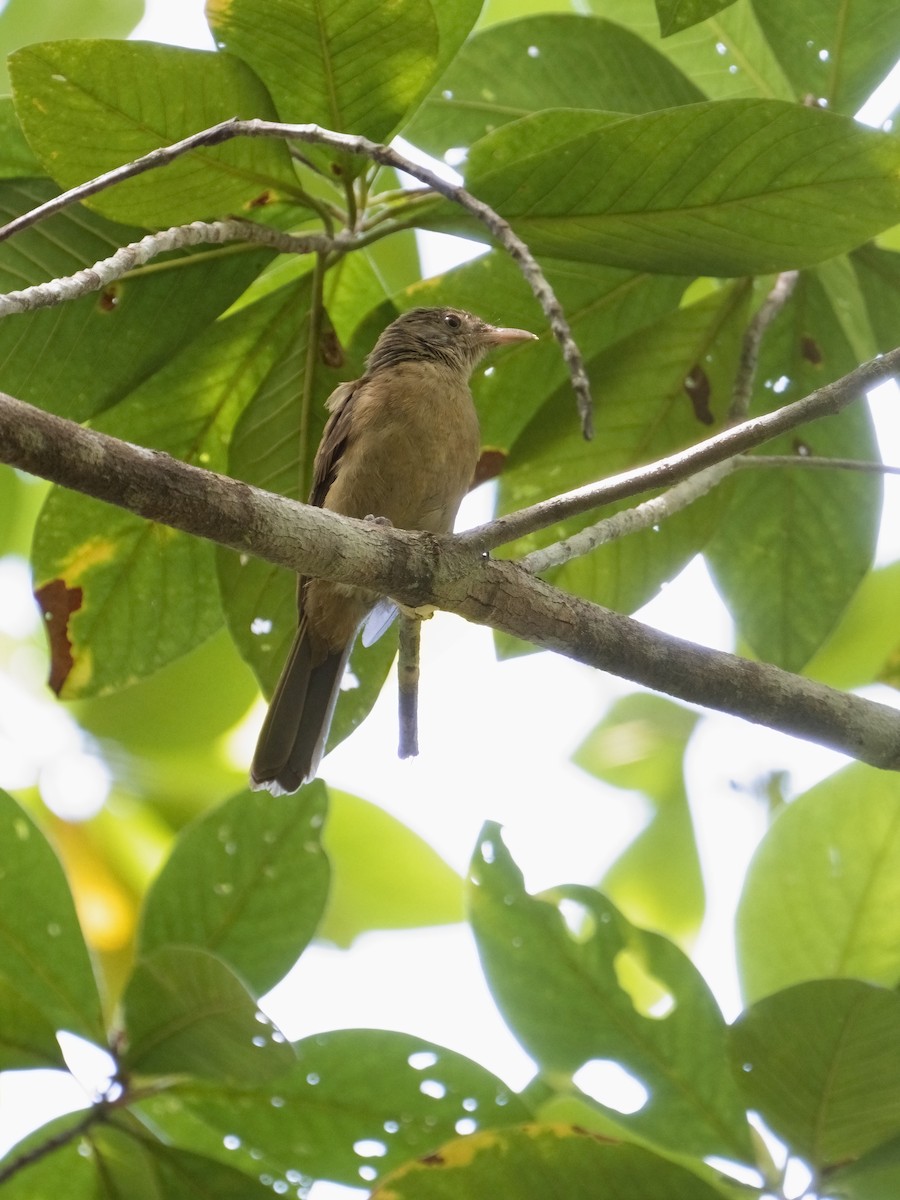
[801,335,822,364]
[472,448,507,488]
[684,364,714,425]
[247,190,272,209]
[420,1153,445,1166]
[97,285,120,312]
[34,579,83,695]
[320,328,344,368]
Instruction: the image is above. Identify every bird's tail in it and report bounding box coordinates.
[250,630,351,795]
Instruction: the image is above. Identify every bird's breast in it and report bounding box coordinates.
[323,363,481,534]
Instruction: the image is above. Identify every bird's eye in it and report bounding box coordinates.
[443,313,461,330]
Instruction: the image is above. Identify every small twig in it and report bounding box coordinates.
[460,345,900,554]
[0,219,338,317]
[397,614,421,760]
[0,1103,106,1185]
[737,453,900,476]
[0,116,593,437]
[521,461,733,574]
[729,270,799,422]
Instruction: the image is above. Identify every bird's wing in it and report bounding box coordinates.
[308,379,358,508]
[297,379,359,623]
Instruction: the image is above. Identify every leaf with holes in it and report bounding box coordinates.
[137,1029,532,1187]
[469,823,753,1162]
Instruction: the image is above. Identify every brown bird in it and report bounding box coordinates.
[250,306,537,794]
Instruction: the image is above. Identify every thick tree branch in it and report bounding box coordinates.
[2,388,899,771]
[0,117,594,437]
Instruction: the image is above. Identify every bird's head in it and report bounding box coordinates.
[366,307,537,377]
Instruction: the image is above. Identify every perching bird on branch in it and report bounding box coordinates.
[250,306,537,795]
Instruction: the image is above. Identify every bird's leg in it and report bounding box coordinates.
[398,612,421,760]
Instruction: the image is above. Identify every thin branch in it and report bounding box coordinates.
[520,461,733,574]
[0,219,338,317]
[2,386,900,771]
[0,117,594,438]
[460,345,900,555]
[729,270,799,422]
[737,453,900,476]
[516,271,809,575]
[0,1104,106,1185]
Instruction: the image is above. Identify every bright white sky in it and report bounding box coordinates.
[1,4,899,1197]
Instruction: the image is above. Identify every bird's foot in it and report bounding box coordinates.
[364,514,393,527]
[398,603,436,622]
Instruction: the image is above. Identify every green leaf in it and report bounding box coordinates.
[657,0,738,37]
[91,1121,273,1200]
[0,790,104,1040]
[30,284,300,698]
[706,272,881,671]
[0,97,41,177]
[0,977,65,1069]
[138,784,329,996]
[138,1029,531,1187]
[751,0,900,115]
[121,945,294,1083]
[454,101,900,275]
[219,297,398,754]
[805,561,900,691]
[9,40,299,226]
[405,247,687,451]
[827,1135,900,1200]
[736,762,900,1003]
[853,243,900,355]
[0,0,143,92]
[588,0,794,101]
[469,824,753,1161]
[74,626,257,758]
[574,695,705,943]
[320,788,463,946]
[731,979,900,1166]
[372,1124,728,1200]
[405,14,703,157]
[207,0,440,176]
[497,281,749,617]
[0,179,274,422]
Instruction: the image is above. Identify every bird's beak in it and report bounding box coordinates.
[482,325,539,347]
